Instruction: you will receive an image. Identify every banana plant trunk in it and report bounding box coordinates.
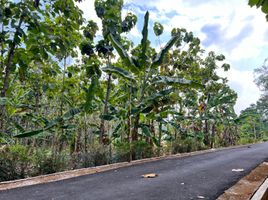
[158,122,162,156]
[100,73,112,144]
[203,119,210,146]
[131,114,140,160]
[210,123,216,148]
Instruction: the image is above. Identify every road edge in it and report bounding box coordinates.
[217,162,268,200]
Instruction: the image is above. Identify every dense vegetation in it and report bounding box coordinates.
[0,0,267,181]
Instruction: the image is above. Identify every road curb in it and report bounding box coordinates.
[217,162,268,200]
[251,177,268,200]
[0,143,258,191]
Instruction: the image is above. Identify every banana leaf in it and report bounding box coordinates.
[152,34,180,68]
[108,33,138,73]
[140,11,149,67]
[102,66,135,81]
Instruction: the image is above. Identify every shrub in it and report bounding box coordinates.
[32,149,68,175]
[113,140,154,162]
[171,137,206,154]
[0,144,30,181]
[71,142,109,169]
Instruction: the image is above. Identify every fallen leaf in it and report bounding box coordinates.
[232,168,244,172]
[141,173,158,178]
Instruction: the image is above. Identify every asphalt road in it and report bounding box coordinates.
[1,142,268,200]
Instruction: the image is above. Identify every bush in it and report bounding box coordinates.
[71,142,109,169]
[238,137,255,145]
[113,140,154,162]
[113,141,130,162]
[0,144,30,181]
[32,149,68,175]
[171,138,206,154]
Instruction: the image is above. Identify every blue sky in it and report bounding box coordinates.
[78,0,268,114]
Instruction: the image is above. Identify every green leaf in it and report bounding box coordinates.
[14,129,44,138]
[63,108,81,120]
[152,34,180,67]
[44,117,61,130]
[153,76,203,88]
[12,121,25,133]
[222,63,230,71]
[140,11,149,67]
[112,123,121,138]
[0,97,10,106]
[248,0,259,7]
[102,66,135,81]
[261,1,268,13]
[152,136,160,147]
[153,22,164,36]
[140,124,151,137]
[100,114,116,121]
[61,124,76,130]
[108,33,138,73]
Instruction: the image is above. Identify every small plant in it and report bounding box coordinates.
[0,144,30,181]
[32,149,68,175]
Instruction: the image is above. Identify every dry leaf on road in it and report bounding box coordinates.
[141,173,158,178]
[232,168,244,172]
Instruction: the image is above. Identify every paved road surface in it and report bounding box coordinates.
[1,142,268,200]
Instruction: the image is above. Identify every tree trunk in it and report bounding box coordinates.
[210,123,215,148]
[158,122,162,156]
[0,15,24,132]
[203,119,210,146]
[131,114,140,160]
[99,73,112,144]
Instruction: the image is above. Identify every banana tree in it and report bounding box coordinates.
[102,8,205,159]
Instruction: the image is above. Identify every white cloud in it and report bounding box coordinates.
[217,68,261,113]
[76,0,102,36]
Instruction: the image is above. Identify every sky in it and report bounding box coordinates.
[77,0,268,114]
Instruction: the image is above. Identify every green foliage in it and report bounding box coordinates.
[122,12,137,33]
[153,22,164,36]
[152,34,180,67]
[108,33,138,73]
[171,137,207,154]
[249,0,268,20]
[32,149,68,175]
[0,145,30,181]
[102,66,135,81]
